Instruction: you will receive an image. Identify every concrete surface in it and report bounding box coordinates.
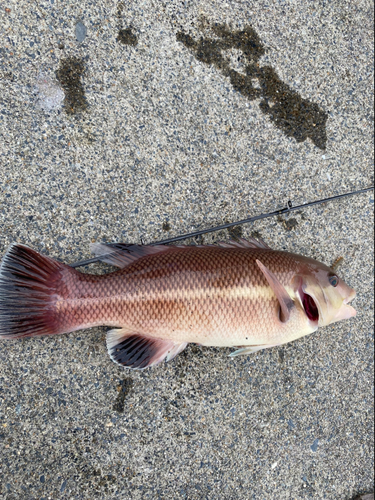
[0,0,373,498]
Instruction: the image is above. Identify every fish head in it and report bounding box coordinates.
[292,255,356,328]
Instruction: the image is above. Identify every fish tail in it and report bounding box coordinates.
[0,243,76,339]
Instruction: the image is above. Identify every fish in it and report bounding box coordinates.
[0,238,356,370]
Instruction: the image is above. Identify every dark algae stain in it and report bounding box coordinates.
[113,378,133,413]
[177,23,328,149]
[56,57,87,114]
[117,28,138,46]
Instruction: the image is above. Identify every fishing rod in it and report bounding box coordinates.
[70,186,374,269]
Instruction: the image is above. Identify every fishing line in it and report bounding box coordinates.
[70,186,374,269]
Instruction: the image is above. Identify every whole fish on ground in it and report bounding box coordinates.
[0,238,356,369]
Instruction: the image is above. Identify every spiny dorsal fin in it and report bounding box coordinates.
[90,243,172,268]
[106,328,188,370]
[217,237,272,250]
[256,259,294,323]
[92,237,272,268]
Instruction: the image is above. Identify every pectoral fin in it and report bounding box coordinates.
[256,259,294,323]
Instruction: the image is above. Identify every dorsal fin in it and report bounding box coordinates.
[91,237,272,268]
[90,243,172,268]
[217,237,272,250]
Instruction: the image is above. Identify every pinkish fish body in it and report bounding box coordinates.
[0,239,356,369]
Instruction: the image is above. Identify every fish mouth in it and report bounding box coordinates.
[298,283,319,323]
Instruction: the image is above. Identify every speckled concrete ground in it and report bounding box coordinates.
[0,0,373,499]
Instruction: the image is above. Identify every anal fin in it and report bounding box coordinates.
[106,329,187,370]
[229,344,279,357]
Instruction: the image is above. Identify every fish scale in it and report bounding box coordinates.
[54,246,296,345]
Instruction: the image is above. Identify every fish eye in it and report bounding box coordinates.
[329,275,339,287]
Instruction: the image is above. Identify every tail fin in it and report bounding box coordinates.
[0,244,70,339]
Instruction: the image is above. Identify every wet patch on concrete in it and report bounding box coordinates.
[251,230,264,240]
[116,2,138,46]
[113,378,133,413]
[56,57,88,115]
[277,215,299,231]
[117,28,138,46]
[227,225,243,240]
[177,23,328,149]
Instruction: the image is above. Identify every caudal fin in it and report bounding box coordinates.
[0,244,70,339]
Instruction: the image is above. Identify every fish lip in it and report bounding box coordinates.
[333,303,357,322]
[340,289,357,318]
[343,289,356,305]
